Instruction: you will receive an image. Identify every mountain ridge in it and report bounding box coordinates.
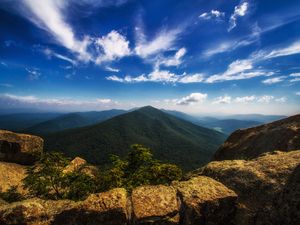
[44,106,226,171]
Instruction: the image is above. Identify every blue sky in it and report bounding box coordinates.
[0,0,299,115]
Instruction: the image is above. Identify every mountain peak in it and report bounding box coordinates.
[137,105,159,111]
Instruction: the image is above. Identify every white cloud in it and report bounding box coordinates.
[290,72,300,82]
[22,0,91,62]
[43,48,76,65]
[296,92,300,96]
[205,59,267,83]
[262,76,286,85]
[257,95,274,103]
[134,27,182,58]
[96,98,113,104]
[290,77,300,82]
[0,94,119,110]
[26,68,41,80]
[228,2,249,31]
[252,40,300,61]
[275,97,287,103]
[105,66,120,72]
[3,94,38,103]
[212,95,231,104]
[159,48,187,67]
[264,41,300,59]
[175,93,207,105]
[290,73,300,77]
[106,69,204,84]
[199,10,225,20]
[203,23,261,58]
[95,30,131,64]
[234,95,256,103]
[178,73,204,83]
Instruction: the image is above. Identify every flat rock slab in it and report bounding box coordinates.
[0,130,43,165]
[131,185,179,225]
[172,176,237,225]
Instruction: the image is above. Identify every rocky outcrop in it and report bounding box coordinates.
[191,150,300,225]
[0,130,43,165]
[0,162,27,194]
[213,114,300,161]
[0,177,238,225]
[173,176,237,225]
[131,185,179,224]
[63,157,98,178]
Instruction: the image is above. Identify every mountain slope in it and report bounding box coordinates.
[25,110,126,135]
[164,110,261,134]
[213,114,300,161]
[44,106,226,171]
[0,113,62,131]
[198,119,261,134]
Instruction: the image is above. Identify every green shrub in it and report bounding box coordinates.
[22,145,183,200]
[23,152,96,201]
[0,186,25,203]
[97,144,182,192]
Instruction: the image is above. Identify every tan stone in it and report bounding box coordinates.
[213,114,300,161]
[0,161,27,194]
[0,130,43,165]
[131,185,179,224]
[192,150,300,225]
[173,176,237,225]
[63,157,98,178]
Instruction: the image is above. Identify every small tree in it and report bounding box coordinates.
[98,144,182,191]
[23,152,96,200]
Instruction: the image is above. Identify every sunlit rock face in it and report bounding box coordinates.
[213,114,300,161]
[0,130,43,165]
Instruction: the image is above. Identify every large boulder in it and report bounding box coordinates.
[172,176,237,225]
[0,198,76,225]
[0,162,27,194]
[131,185,179,224]
[53,188,128,225]
[0,130,43,165]
[0,188,128,225]
[191,150,300,225]
[213,114,300,161]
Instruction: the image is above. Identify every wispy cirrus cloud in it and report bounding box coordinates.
[289,72,300,82]
[158,48,187,67]
[0,83,13,88]
[105,66,120,73]
[21,0,91,62]
[0,93,120,111]
[228,1,249,31]
[205,59,273,83]
[203,23,261,58]
[106,68,204,84]
[134,27,182,59]
[262,76,286,85]
[199,10,225,21]
[252,40,300,60]
[43,48,76,65]
[26,68,41,80]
